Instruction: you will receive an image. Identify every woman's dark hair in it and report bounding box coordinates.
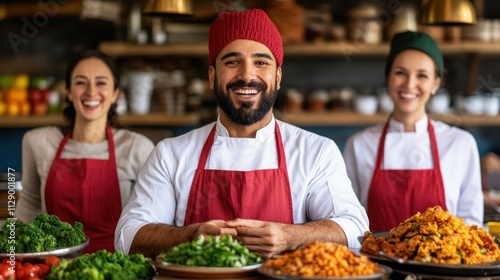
[62,50,121,134]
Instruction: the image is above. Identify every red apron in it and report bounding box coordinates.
[367,118,446,231]
[184,122,294,225]
[45,126,121,253]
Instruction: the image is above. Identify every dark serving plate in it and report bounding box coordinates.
[257,264,392,280]
[364,253,500,277]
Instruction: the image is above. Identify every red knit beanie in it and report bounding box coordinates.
[209,9,283,67]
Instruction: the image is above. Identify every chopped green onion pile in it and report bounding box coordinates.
[159,235,261,267]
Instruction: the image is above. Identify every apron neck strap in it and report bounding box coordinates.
[427,119,441,172]
[375,117,441,170]
[374,121,390,169]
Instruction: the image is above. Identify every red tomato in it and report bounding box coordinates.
[15,266,25,279]
[23,275,40,280]
[35,264,49,276]
[44,256,60,267]
[23,265,40,277]
[0,265,15,279]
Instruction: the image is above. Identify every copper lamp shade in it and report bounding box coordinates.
[421,0,476,25]
[143,0,193,17]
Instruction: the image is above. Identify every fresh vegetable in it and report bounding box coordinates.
[159,235,261,267]
[0,214,86,253]
[47,250,154,280]
[0,256,59,280]
[44,256,60,268]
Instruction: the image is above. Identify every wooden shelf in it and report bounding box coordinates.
[95,40,500,128]
[99,41,500,58]
[0,113,200,128]
[0,115,64,127]
[306,41,500,56]
[2,112,499,127]
[275,111,500,126]
[99,42,208,58]
[119,113,200,126]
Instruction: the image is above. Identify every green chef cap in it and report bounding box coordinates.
[385,31,444,78]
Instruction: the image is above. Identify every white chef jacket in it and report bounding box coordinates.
[343,115,483,226]
[115,116,369,253]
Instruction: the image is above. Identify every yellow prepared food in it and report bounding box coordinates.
[265,241,381,277]
[361,206,500,264]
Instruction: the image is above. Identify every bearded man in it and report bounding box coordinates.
[115,9,368,259]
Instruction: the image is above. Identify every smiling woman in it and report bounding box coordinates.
[16,50,155,254]
[343,31,483,232]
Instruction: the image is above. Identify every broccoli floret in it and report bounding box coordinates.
[127,254,155,278]
[43,234,58,251]
[0,214,87,253]
[0,220,26,252]
[56,224,85,248]
[79,268,104,280]
[32,213,64,231]
[55,222,86,248]
[47,258,70,280]
[73,221,86,243]
[1,219,25,233]
[31,214,86,248]
[19,224,46,252]
[47,250,154,280]
[0,237,8,253]
[53,266,104,280]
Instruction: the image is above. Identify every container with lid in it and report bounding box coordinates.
[462,19,491,42]
[267,0,305,44]
[284,88,304,114]
[304,4,332,43]
[386,2,418,40]
[347,3,382,45]
[307,89,329,112]
[329,87,355,111]
[354,95,378,115]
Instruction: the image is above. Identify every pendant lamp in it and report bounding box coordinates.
[421,0,476,25]
[143,0,193,17]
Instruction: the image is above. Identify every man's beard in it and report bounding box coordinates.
[214,78,278,126]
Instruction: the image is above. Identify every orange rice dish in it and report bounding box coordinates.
[361,206,500,264]
[265,241,381,277]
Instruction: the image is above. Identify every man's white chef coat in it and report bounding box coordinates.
[115,116,369,253]
[343,115,483,226]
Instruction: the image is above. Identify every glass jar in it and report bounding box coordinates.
[266,0,305,44]
[347,4,382,45]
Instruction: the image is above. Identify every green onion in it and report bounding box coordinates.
[159,235,261,267]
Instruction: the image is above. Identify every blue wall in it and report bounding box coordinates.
[0,128,30,172]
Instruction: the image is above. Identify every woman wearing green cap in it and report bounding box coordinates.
[343,31,482,231]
